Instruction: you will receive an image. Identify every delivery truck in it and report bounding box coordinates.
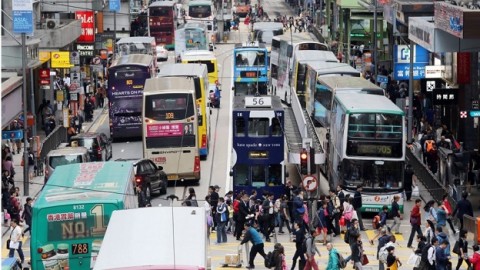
[93,207,208,270]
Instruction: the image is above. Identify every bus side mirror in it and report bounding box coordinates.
[326,133,330,140]
[229,169,233,176]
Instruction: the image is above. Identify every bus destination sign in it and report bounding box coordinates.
[249,150,269,159]
[245,96,272,108]
[240,71,259,78]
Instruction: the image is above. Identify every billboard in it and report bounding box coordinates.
[75,11,95,43]
[393,44,429,80]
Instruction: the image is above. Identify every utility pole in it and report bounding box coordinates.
[373,0,378,84]
[22,33,30,195]
[407,42,414,144]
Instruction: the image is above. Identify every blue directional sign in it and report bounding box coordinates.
[470,111,480,117]
[13,10,33,34]
[377,75,388,84]
[393,45,429,81]
[2,130,23,140]
[109,0,121,12]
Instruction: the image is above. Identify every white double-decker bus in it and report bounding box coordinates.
[143,77,201,182]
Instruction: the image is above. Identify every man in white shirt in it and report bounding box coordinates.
[8,219,25,264]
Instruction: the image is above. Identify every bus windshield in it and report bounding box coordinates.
[235,51,266,67]
[151,7,171,16]
[255,29,283,44]
[49,155,82,169]
[297,43,329,51]
[189,5,212,17]
[341,160,403,190]
[234,82,268,96]
[347,113,403,140]
[145,93,195,121]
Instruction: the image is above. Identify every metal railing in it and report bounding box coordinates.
[39,126,68,161]
[463,215,479,245]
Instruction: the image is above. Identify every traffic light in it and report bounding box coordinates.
[300,149,308,175]
[310,148,316,174]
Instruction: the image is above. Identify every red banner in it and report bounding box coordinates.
[457,52,470,84]
[39,68,50,85]
[75,11,95,43]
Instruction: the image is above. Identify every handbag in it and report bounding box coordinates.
[407,253,421,267]
[410,216,419,225]
[6,240,10,250]
[361,254,369,265]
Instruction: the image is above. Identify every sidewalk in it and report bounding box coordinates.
[2,106,106,236]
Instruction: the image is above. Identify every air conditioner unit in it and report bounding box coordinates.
[46,18,60,29]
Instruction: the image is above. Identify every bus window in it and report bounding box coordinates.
[248,118,269,137]
[187,60,215,73]
[271,118,282,136]
[145,94,195,121]
[251,165,266,187]
[233,164,248,186]
[267,165,282,186]
[235,51,265,67]
[236,118,246,137]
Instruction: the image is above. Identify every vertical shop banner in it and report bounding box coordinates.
[457,52,470,84]
[75,11,95,43]
[393,45,429,80]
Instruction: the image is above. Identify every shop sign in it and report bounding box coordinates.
[39,68,50,85]
[70,51,80,65]
[39,51,50,63]
[432,88,458,105]
[393,45,429,80]
[425,65,445,79]
[434,2,463,38]
[408,17,435,52]
[51,51,73,68]
[76,44,94,57]
[457,52,470,84]
[75,11,95,43]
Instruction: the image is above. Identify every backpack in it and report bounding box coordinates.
[426,140,436,153]
[372,215,381,230]
[344,229,350,244]
[421,244,433,265]
[302,236,312,253]
[452,240,461,255]
[379,242,393,264]
[264,251,276,268]
[28,154,34,165]
[337,252,347,269]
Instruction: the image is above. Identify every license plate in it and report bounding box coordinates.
[167,174,178,180]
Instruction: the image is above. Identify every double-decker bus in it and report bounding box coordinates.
[181,50,219,85]
[230,95,286,198]
[143,77,201,182]
[31,162,137,270]
[148,1,179,49]
[186,0,216,47]
[270,32,329,103]
[174,22,208,59]
[158,63,211,160]
[306,76,384,128]
[233,43,269,96]
[115,37,157,59]
[327,93,405,213]
[251,22,284,52]
[107,54,156,140]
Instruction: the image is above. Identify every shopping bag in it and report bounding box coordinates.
[407,253,421,267]
[361,254,369,265]
[412,186,419,197]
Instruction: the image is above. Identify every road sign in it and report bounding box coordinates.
[460,111,467,118]
[109,0,121,12]
[2,130,23,140]
[377,75,388,84]
[426,80,435,92]
[302,175,318,191]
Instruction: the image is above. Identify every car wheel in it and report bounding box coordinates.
[145,185,152,200]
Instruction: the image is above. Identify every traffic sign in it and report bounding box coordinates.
[2,130,23,140]
[302,175,318,191]
[460,111,467,118]
[109,0,121,12]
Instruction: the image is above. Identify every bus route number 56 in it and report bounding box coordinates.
[246,96,271,107]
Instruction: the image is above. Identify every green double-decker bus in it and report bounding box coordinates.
[31,162,138,270]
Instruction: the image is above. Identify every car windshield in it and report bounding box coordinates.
[71,138,98,150]
[49,155,83,169]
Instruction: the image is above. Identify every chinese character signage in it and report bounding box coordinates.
[434,2,480,39]
[432,88,458,105]
[39,68,50,85]
[393,45,429,80]
[75,11,95,43]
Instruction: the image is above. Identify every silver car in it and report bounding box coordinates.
[45,146,90,183]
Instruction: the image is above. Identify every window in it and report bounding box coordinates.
[248,118,269,137]
[233,164,248,186]
[267,165,282,186]
[235,51,266,67]
[251,165,266,187]
[341,160,403,190]
[188,5,212,17]
[49,155,83,169]
[271,64,278,80]
[347,113,403,139]
[186,60,215,73]
[271,118,282,136]
[145,93,195,121]
[151,7,171,17]
[236,118,246,137]
[234,82,268,96]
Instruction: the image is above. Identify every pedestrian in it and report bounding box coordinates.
[183,187,198,206]
[240,222,266,269]
[435,240,451,270]
[329,189,341,236]
[374,227,391,270]
[469,245,480,270]
[404,164,414,201]
[292,190,305,227]
[390,195,402,234]
[414,235,428,256]
[441,194,457,235]
[436,201,448,235]
[351,233,365,270]
[278,194,291,234]
[261,193,274,242]
[216,197,228,243]
[419,237,438,270]
[343,195,354,228]
[290,222,306,270]
[452,192,473,231]
[236,193,250,240]
[386,246,402,270]
[273,243,286,270]
[304,229,321,270]
[352,185,365,230]
[21,197,33,237]
[27,149,35,181]
[453,230,470,270]
[435,226,451,257]
[227,200,234,233]
[209,185,219,230]
[424,200,438,236]
[205,195,212,239]
[317,201,328,245]
[407,199,423,248]
[424,220,435,244]
[8,219,25,265]
[326,242,340,270]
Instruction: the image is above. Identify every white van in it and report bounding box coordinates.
[44,146,90,183]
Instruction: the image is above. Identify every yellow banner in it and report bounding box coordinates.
[51,51,73,68]
[39,51,51,63]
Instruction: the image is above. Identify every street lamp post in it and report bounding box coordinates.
[407,41,414,144]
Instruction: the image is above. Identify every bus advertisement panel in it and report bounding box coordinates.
[107,54,156,139]
[31,162,137,270]
[143,77,201,182]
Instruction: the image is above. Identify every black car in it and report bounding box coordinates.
[117,158,167,198]
[70,132,113,161]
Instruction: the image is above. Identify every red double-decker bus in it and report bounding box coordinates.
[148,1,178,50]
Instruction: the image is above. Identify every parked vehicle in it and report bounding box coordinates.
[117,158,168,198]
[69,132,113,161]
[44,146,90,183]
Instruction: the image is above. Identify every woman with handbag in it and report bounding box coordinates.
[386,246,402,270]
[343,196,354,228]
[351,233,365,270]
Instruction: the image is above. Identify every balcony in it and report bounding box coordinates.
[35,19,82,49]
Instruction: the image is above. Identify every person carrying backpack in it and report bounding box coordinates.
[326,243,343,270]
[419,237,438,270]
[453,230,470,270]
[270,243,285,270]
[304,229,321,270]
[376,228,391,270]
